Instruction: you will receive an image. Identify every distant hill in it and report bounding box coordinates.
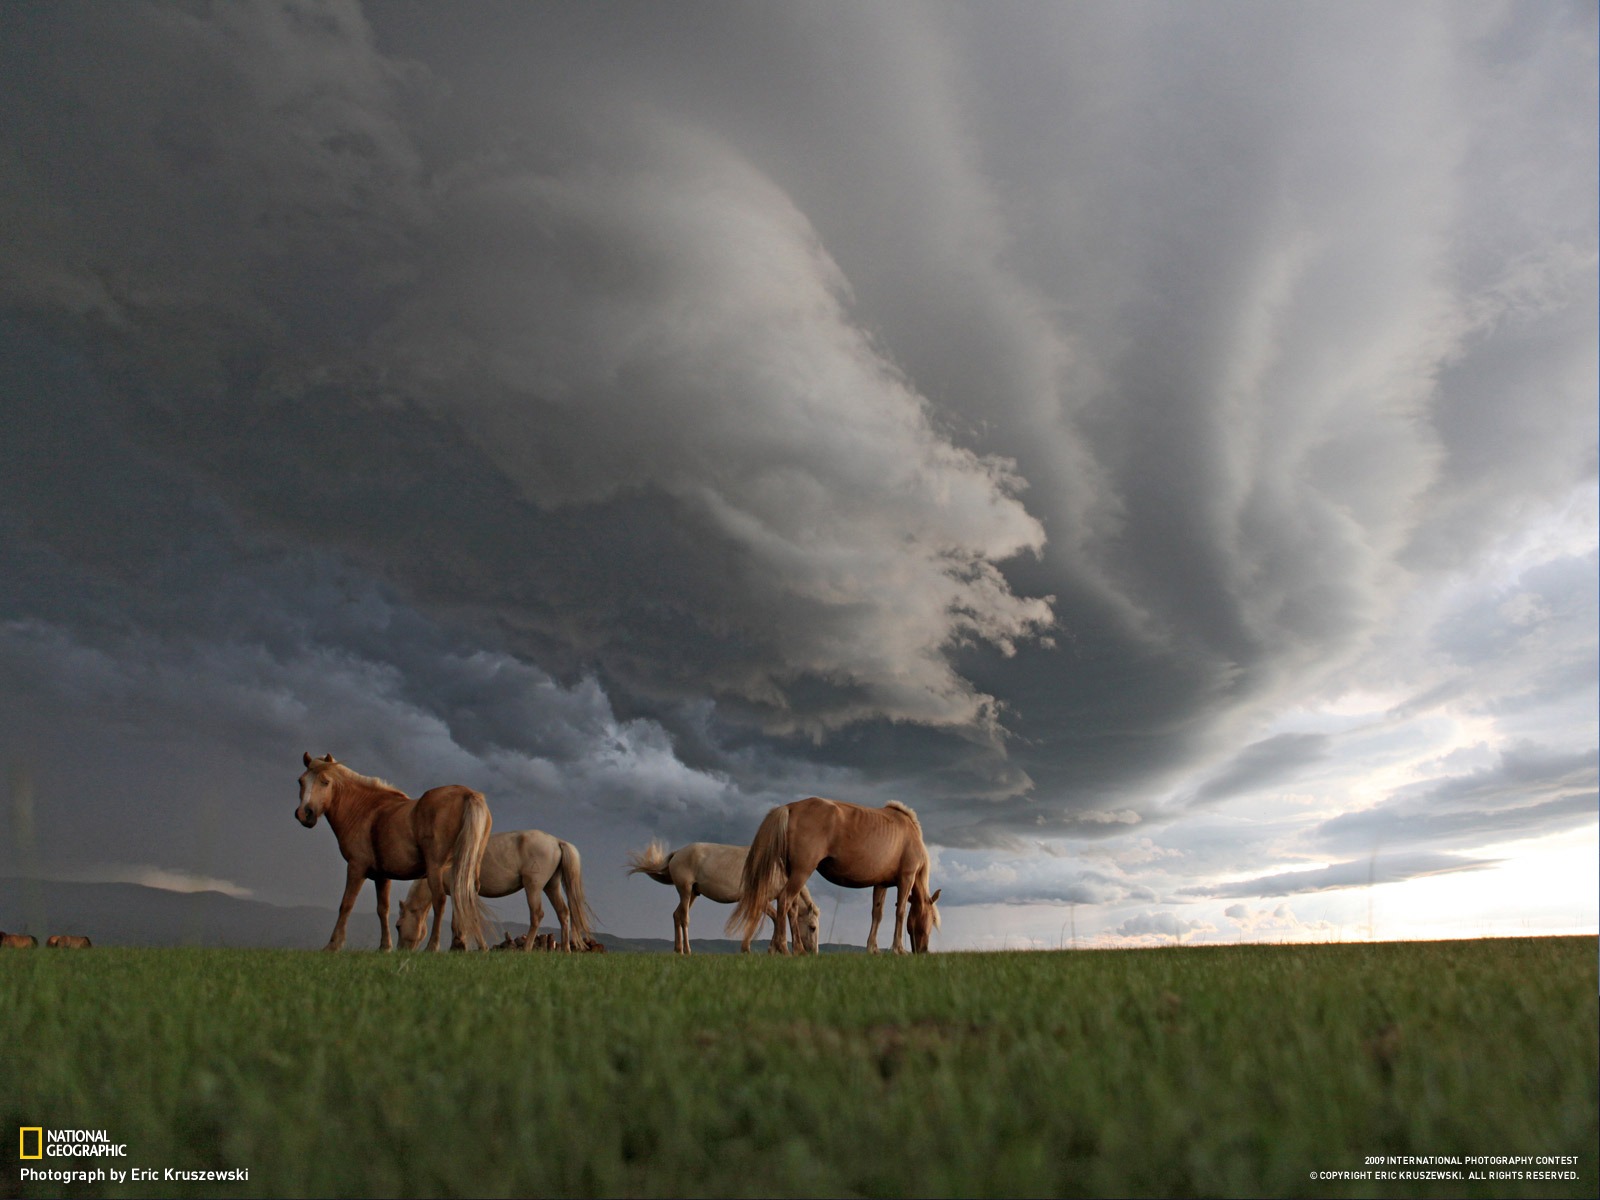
[0,878,865,953]
[0,878,371,949]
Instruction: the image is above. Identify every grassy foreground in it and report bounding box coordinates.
[2,937,1594,1198]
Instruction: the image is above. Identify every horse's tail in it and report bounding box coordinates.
[727,804,789,941]
[626,839,674,886]
[557,839,597,944]
[450,790,492,950]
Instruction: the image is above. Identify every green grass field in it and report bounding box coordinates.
[2,937,1594,1198]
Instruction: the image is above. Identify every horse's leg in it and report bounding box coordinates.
[426,864,448,952]
[866,884,887,954]
[526,884,548,954]
[674,887,693,955]
[375,878,393,952]
[544,878,571,951]
[892,881,910,955]
[759,901,780,955]
[441,859,465,951]
[769,868,810,955]
[325,865,365,952]
[764,896,784,960]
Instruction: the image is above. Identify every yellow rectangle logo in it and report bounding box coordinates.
[19,1127,43,1159]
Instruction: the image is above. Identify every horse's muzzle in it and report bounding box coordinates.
[296,807,318,828]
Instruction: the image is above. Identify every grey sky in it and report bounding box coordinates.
[1,2,1594,946]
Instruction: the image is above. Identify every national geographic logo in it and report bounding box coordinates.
[15,1125,249,1186]
[16,1127,127,1158]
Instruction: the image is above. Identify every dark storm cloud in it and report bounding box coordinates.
[0,1,1051,743]
[1181,733,1333,808]
[0,3,1594,936]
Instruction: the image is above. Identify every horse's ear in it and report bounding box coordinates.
[321,753,335,764]
[928,888,941,905]
[303,751,313,767]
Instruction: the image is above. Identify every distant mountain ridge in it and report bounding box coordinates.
[0,878,864,953]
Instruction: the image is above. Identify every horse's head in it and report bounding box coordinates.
[296,752,338,828]
[395,905,427,951]
[908,886,942,954]
[796,898,821,954]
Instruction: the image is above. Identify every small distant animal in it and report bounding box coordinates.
[579,937,607,953]
[46,935,92,948]
[1,931,38,948]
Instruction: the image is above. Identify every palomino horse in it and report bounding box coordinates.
[1,931,38,948]
[46,935,92,948]
[395,828,595,953]
[728,798,941,954]
[628,841,821,955]
[296,752,492,951]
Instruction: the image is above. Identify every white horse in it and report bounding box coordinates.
[628,841,821,955]
[398,829,594,952]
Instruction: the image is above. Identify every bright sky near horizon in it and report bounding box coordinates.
[1,1,1594,950]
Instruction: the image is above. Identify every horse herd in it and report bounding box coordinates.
[0,934,91,949]
[296,753,942,956]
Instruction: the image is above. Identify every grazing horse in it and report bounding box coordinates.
[46,935,92,948]
[295,752,492,952]
[395,828,595,953]
[1,931,38,948]
[628,841,821,955]
[728,798,941,955]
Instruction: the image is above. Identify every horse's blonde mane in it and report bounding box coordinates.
[312,757,401,795]
[884,800,921,831]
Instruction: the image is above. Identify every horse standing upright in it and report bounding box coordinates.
[728,798,941,955]
[395,828,596,952]
[295,753,492,951]
[627,841,820,955]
